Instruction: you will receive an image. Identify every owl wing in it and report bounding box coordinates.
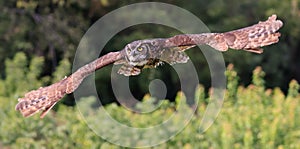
[15,79,66,118]
[117,64,142,76]
[222,14,283,53]
[164,14,283,53]
[159,46,193,65]
[15,52,122,118]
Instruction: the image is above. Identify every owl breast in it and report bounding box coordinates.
[128,59,149,66]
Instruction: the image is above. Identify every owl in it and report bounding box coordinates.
[114,39,194,76]
[15,14,283,118]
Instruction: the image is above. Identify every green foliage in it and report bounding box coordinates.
[52,58,71,83]
[252,66,266,89]
[225,64,239,104]
[0,51,70,95]
[288,79,300,98]
[0,58,300,148]
[2,52,47,96]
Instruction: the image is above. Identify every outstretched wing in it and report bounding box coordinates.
[15,52,122,118]
[164,14,283,53]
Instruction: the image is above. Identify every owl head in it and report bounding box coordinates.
[124,40,152,66]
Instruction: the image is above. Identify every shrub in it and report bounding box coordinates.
[0,53,299,148]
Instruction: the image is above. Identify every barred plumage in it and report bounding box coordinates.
[15,52,122,118]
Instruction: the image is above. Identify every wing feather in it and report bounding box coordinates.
[15,52,122,118]
[160,47,190,64]
[117,64,141,76]
[164,14,283,53]
[223,14,283,53]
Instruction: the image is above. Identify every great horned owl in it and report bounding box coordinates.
[15,14,283,118]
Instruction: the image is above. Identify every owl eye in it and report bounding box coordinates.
[137,47,144,52]
[137,44,148,52]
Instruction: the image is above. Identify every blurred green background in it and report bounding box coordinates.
[0,0,300,148]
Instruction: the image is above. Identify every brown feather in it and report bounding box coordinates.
[223,14,283,53]
[164,14,283,53]
[15,52,121,118]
